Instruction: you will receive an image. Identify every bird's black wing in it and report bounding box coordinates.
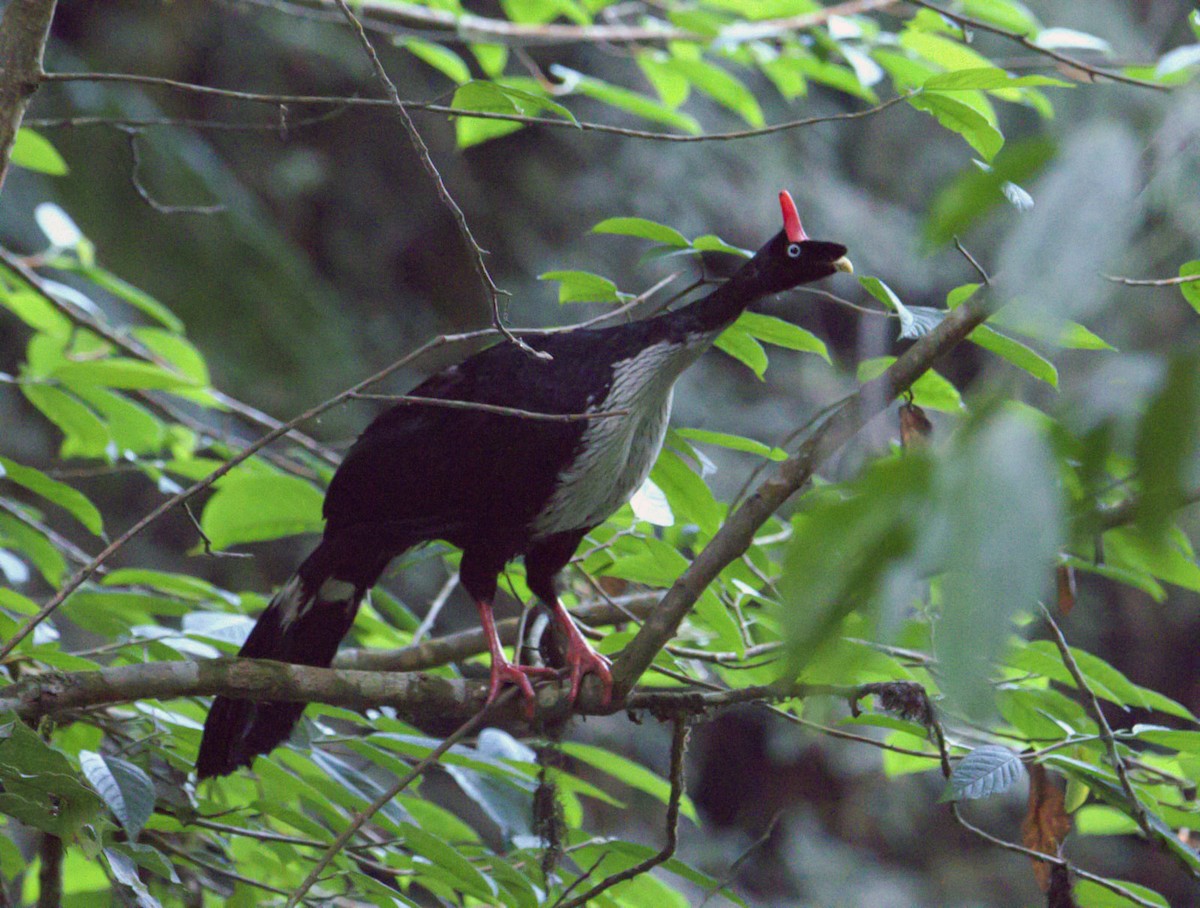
[322,329,631,541]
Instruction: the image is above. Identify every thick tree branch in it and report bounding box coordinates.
[0,0,58,191]
[0,655,843,726]
[608,287,999,697]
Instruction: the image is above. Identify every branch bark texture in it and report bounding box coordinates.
[0,0,57,191]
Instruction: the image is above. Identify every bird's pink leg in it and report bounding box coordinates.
[475,598,555,716]
[547,599,613,706]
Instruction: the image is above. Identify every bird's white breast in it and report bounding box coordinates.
[531,335,713,538]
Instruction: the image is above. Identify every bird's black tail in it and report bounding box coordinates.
[195,541,382,778]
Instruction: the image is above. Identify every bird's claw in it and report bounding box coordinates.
[485,659,557,718]
[564,636,613,707]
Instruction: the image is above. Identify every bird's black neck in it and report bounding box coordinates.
[657,256,768,339]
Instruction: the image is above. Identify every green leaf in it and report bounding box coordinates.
[1073,879,1169,908]
[591,217,689,247]
[692,234,752,258]
[675,427,786,461]
[200,473,324,549]
[923,137,1056,248]
[450,80,576,148]
[538,269,624,304]
[637,52,692,108]
[859,276,922,339]
[53,358,202,391]
[968,325,1058,386]
[736,311,829,361]
[857,357,964,412]
[934,411,1062,717]
[941,745,1024,801]
[0,268,72,336]
[1134,356,1200,539]
[908,92,1004,160]
[1104,525,1200,593]
[20,384,111,459]
[54,263,184,332]
[924,67,1072,90]
[0,719,104,837]
[551,65,701,133]
[0,514,67,585]
[601,536,689,587]
[400,38,471,84]
[131,329,210,385]
[649,448,721,535]
[399,823,497,900]
[10,128,68,175]
[665,58,764,126]
[1055,321,1114,351]
[714,321,768,377]
[560,741,699,824]
[1179,260,1200,314]
[0,456,103,535]
[79,752,156,839]
[960,0,1041,35]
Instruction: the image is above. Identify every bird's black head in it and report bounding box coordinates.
[741,191,852,295]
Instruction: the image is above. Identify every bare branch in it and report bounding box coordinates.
[331,0,546,361]
[36,71,911,143]
[122,128,226,215]
[950,806,1163,908]
[0,0,58,191]
[557,717,689,908]
[1037,605,1158,846]
[1104,272,1200,287]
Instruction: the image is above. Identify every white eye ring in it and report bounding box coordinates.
[786,243,802,258]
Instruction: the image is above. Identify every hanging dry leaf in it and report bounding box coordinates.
[1021,763,1073,893]
[900,400,933,448]
[1056,563,1077,616]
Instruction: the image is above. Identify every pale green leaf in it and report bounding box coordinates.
[10,129,68,175]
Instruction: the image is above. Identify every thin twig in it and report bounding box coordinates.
[904,0,1168,92]
[950,806,1163,908]
[953,236,991,285]
[557,717,689,908]
[37,71,912,143]
[121,127,225,215]
[698,812,782,907]
[1103,272,1200,287]
[349,392,628,422]
[283,689,515,908]
[331,0,546,361]
[1038,604,1154,842]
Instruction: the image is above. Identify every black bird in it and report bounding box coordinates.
[196,191,851,778]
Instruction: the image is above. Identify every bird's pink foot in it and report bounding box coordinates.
[485,658,557,718]
[564,634,613,707]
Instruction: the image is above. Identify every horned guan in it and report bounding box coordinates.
[195,191,851,778]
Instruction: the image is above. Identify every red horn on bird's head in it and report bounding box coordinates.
[779,190,807,243]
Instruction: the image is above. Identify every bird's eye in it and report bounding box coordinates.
[786,243,802,259]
